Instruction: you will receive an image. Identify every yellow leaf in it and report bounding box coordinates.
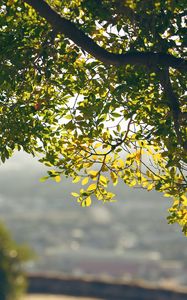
[71,192,79,197]
[181,195,187,206]
[94,142,102,149]
[135,151,141,161]
[72,176,81,183]
[82,196,92,207]
[118,158,125,168]
[107,192,115,199]
[129,179,136,187]
[110,172,118,186]
[153,153,162,160]
[55,176,61,183]
[147,183,154,191]
[83,162,93,168]
[82,177,89,185]
[105,155,112,163]
[164,193,172,197]
[142,179,148,188]
[92,155,98,161]
[99,175,108,186]
[137,140,147,147]
[87,183,97,191]
[88,170,98,177]
[113,179,118,186]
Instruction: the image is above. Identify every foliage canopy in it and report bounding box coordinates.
[0,0,187,234]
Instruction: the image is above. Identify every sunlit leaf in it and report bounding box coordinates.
[82,177,89,185]
[87,183,97,191]
[55,176,61,183]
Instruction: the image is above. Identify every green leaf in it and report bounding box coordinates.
[40,176,49,182]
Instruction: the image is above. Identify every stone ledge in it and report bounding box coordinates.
[27,273,187,300]
[24,295,101,300]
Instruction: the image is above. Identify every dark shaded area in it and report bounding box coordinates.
[28,274,187,300]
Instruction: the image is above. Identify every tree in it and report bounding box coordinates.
[0,0,187,234]
[0,222,32,300]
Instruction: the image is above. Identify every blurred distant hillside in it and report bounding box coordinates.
[0,152,187,286]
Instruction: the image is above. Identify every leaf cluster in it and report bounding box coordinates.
[0,0,186,234]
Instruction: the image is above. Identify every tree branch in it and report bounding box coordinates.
[159,68,186,150]
[23,0,187,72]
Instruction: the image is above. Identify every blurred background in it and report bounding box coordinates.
[0,152,186,287]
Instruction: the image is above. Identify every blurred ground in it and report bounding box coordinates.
[24,295,101,300]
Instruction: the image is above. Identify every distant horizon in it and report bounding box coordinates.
[0,151,186,286]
